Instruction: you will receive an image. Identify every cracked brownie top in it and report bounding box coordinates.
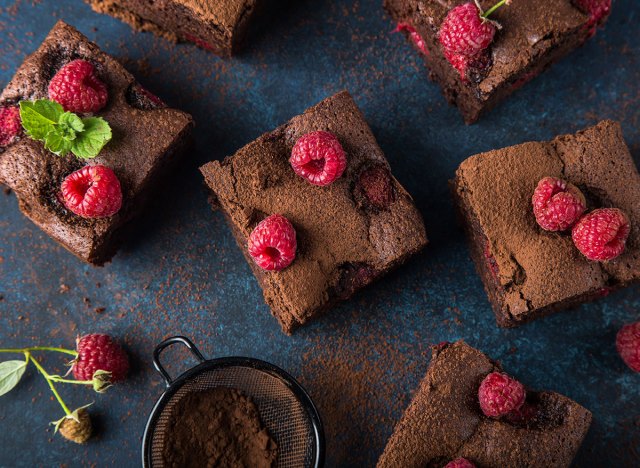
[200,90,427,333]
[377,341,592,468]
[453,120,640,322]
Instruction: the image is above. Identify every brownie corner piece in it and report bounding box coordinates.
[377,340,592,468]
[384,0,611,123]
[0,20,193,265]
[452,120,640,327]
[85,0,263,56]
[200,90,427,333]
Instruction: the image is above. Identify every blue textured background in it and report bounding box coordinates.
[0,0,638,466]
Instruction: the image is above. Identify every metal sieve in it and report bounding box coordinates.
[142,336,325,468]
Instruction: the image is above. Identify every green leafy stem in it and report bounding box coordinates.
[481,0,510,19]
[0,347,94,419]
[19,99,112,159]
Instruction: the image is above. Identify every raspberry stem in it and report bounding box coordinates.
[0,346,78,356]
[27,353,72,416]
[48,376,93,386]
[482,0,510,18]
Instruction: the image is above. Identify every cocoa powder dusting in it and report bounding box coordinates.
[162,387,277,468]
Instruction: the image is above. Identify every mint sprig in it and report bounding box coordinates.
[19,99,112,159]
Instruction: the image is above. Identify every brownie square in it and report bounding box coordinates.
[85,0,262,56]
[377,341,592,468]
[383,0,610,123]
[0,21,193,265]
[200,91,428,333]
[452,121,640,327]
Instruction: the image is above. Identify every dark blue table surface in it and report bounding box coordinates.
[0,0,638,466]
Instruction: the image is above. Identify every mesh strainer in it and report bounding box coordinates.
[142,336,325,468]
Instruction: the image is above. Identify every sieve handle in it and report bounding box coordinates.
[152,336,206,387]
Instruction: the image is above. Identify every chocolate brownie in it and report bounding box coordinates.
[377,341,592,468]
[452,120,640,327]
[200,91,428,334]
[85,0,263,56]
[0,21,193,265]
[383,0,610,123]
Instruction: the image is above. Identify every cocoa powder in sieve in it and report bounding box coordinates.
[162,387,277,468]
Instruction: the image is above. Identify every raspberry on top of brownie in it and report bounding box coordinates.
[377,341,592,468]
[452,120,640,327]
[0,21,193,264]
[201,91,428,333]
[383,0,612,123]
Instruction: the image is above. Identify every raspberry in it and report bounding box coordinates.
[573,0,611,29]
[248,214,297,271]
[484,242,500,279]
[445,458,476,468]
[478,371,526,418]
[616,322,640,372]
[290,131,347,186]
[532,177,586,231]
[439,3,496,58]
[183,33,217,53]
[72,334,129,383]
[61,165,123,218]
[395,22,429,56]
[0,106,22,147]
[356,165,396,210]
[444,49,469,79]
[58,408,92,444]
[48,60,108,114]
[126,84,166,110]
[572,208,630,261]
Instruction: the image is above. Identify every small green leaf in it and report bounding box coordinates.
[44,127,73,156]
[72,117,112,159]
[19,100,64,140]
[59,112,84,133]
[0,360,28,396]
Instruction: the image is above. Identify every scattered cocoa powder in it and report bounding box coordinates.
[162,387,277,468]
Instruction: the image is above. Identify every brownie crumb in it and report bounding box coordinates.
[162,387,277,468]
[94,307,106,314]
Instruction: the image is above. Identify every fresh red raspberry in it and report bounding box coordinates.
[445,458,476,468]
[439,3,496,58]
[572,208,630,261]
[248,214,297,271]
[573,0,611,29]
[444,49,469,79]
[72,334,129,382]
[0,106,22,147]
[532,177,586,231]
[395,22,429,56]
[290,131,347,186]
[616,322,640,372]
[61,165,122,218]
[478,371,526,418]
[48,60,108,114]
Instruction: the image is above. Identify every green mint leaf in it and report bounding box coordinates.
[44,127,73,156]
[0,360,28,396]
[19,100,64,140]
[71,117,112,159]
[58,112,84,139]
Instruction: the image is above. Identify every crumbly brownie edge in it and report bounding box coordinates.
[377,341,592,467]
[383,0,600,124]
[85,0,259,56]
[450,175,623,326]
